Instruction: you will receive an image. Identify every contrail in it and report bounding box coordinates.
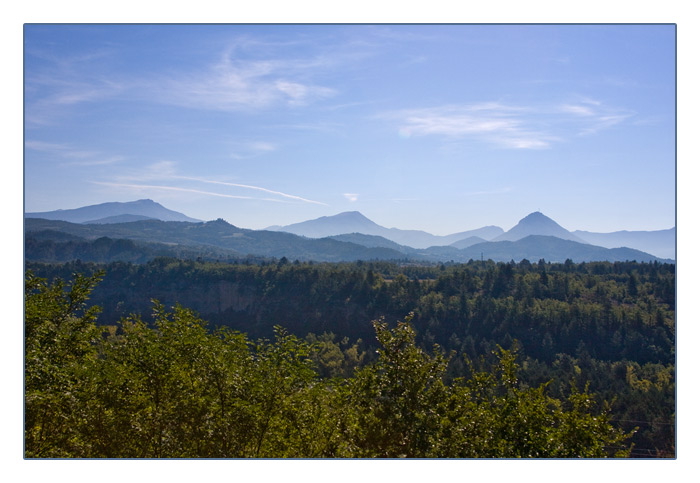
[92,181,287,202]
[175,176,328,205]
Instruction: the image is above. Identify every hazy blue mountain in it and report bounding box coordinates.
[456,235,667,263]
[268,211,504,249]
[449,236,488,249]
[82,214,157,224]
[410,236,669,264]
[24,218,408,263]
[379,228,460,249]
[25,199,201,223]
[25,203,673,264]
[25,218,669,264]
[267,211,384,238]
[327,233,411,251]
[492,212,587,243]
[573,228,675,260]
[274,209,669,261]
[440,226,503,244]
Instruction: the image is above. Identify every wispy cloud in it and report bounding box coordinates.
[383,99,633,149]
[24,49,125,126]
[25,140,75,153]
[560,104,596,116]
[62,156,126,167]
[154,41,337,112]
[343,193,359,202]
[25,140,126,166]
[229,141,277,159]
[92,181,287,203]
[387,103,554,149]
[141,161,179,179]
[98,161,327,206]
[25,34,344,126]
[555,98,633,135]
[175,176,328,206]
[577,114,632,135]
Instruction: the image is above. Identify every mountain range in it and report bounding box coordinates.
[572,228,676,260]
[268,210,674,260]
[24,200,675,263]
[267,211,504,249]
[25,199,202,224]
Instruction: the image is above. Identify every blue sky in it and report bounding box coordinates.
[24,24,676,234]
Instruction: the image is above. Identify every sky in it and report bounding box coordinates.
[23,24,676,234]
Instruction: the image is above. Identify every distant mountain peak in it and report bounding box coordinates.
[494,212,587,243]
[324,211,368,220]
[266,211,382,239]
[26,199,201,224]
[522,210,546,220]
[517,211,562,228]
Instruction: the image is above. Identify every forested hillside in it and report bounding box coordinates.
[25,269,635,458]
[26,258,675,457]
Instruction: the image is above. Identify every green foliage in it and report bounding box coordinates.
[305,332,366,379]
[348,319,631,458]
[349,314,450,457]
[24,269,104,457]
[28,257,675,457]
[24,270,654,458]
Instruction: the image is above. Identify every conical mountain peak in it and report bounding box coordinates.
[521,211,548,221]
[332,211,371,221]
[517,211,561,228]
[494,212,587,243]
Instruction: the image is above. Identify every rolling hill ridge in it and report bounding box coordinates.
[26,199,201,224]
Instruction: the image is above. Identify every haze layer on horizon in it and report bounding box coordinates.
[24,24,676,234]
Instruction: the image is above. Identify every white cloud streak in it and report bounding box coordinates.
[92,181,288,203]
[390,103,553,149]
[556,99,633,135]
[154,43,337,112]
[25,69,125,126]
[176,176,328,206]
[385,99,633,149]
[25,140,126,166]
[25,35,343,126]
[560,104,596,116]
[229,141,278,159]
[96,161,327,206]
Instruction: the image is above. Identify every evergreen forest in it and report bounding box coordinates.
[25,257,675,458]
